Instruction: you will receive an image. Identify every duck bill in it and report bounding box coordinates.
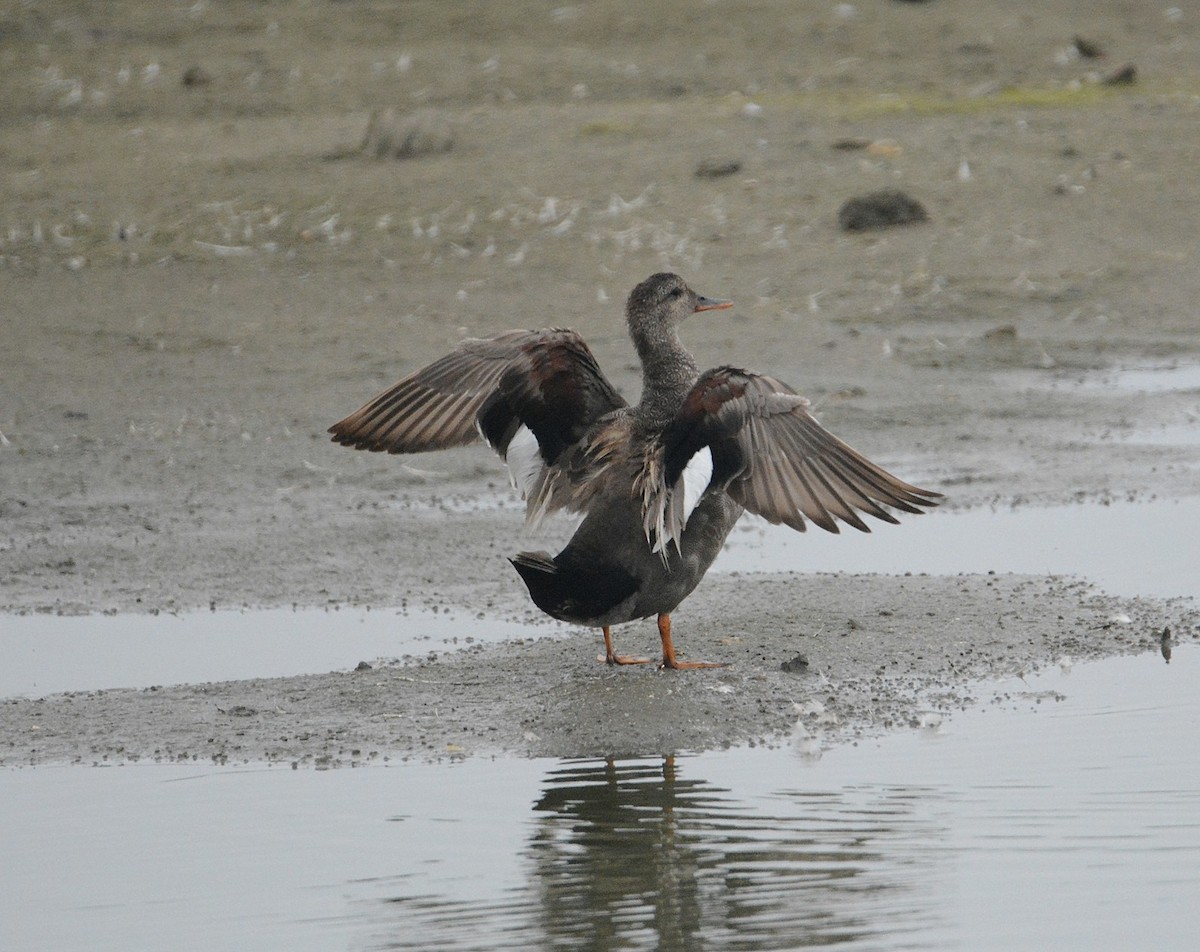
[694,295,733,313]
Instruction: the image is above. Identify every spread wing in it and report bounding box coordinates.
[649,366,940,546]
[329,329,627,519]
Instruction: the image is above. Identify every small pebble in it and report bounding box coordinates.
[1102,63,1137,86]
[781,654,810,673]
[695,159,742,179]
[983,324,1018,342]
[181,65,212,88]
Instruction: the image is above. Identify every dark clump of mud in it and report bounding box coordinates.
[838,189,929,231]
[694,159,742,179]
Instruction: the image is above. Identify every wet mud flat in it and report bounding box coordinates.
[4,572,1192,767]
[3,1,1200,770]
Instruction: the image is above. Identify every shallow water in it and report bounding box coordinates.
[3,645,1196,952]
[0,607,531,698]
[1107,421,1200,447]
[1,496,1194,700]
[3,496,1196,698]
[1004,361,1200,449]
[718,496,1200,600]
[1008,361,1200,394]
[1069,362,1200,393]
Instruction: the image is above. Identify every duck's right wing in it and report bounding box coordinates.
[329,328,627,515]
[647,366,940,547]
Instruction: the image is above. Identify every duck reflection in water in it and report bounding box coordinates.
[369,756,941,950]
[529,757,707,950]
[524,755,929,951]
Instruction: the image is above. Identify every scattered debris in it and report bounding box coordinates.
[867,139,903,157]
[831,137,872,151]
[1073,36,1104,59]
[695,159,742,179]
[781,653,810,673]
[193,240,255,258]
[1102,63,1137,86]
[354,107,456,160]
[838,189,929,231]
[355,660,374,671]
[831,138,902,156]
[984,324,1019,343]
[181,65,212,88]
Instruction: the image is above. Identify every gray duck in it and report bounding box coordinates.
[329,272,940,668]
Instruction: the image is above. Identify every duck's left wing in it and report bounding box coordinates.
[330,330,533,454]
[655,366,940,540]
[329,328,627,520]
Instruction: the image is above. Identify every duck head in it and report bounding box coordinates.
[626,272,732,346]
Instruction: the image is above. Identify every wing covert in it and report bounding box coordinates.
[656,366,941,539]
[329,328,626,462]
[329,330,534,454]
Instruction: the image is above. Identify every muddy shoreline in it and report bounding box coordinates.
[5,572,1191,767]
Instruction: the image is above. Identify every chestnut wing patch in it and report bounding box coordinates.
[477,330,627,467]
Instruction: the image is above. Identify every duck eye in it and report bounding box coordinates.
[668,287,684,300]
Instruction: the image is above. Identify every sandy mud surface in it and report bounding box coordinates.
[5,573,1191,767]
[2,2,1199,764]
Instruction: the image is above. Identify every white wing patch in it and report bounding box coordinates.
[680,445,713,526]
[504,425,543,498]
[649,445,714,555]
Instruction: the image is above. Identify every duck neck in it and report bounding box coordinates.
[631,323,698,428]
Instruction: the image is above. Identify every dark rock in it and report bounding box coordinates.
[984,324,1018,342]
[1102,64,1137,86]
[838,189,929,231]
[831,137,871,151]
[781,654,810,673]
[695,159,742,179]
[181,65,212,88]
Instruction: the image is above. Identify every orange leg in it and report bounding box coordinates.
[602,625,652,666]
[657,613,727,670]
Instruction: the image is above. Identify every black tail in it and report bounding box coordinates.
[509,550,638,624]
